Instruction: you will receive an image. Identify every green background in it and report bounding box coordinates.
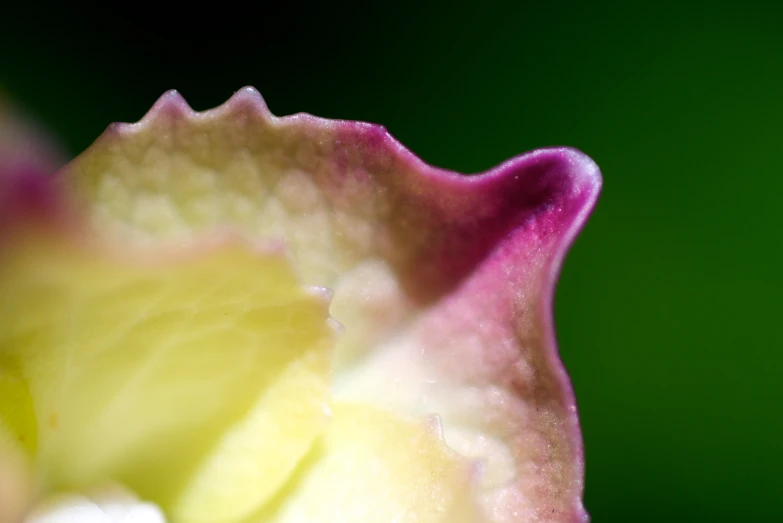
[2,2,779,520]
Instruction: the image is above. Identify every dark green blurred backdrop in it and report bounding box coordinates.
[2,2,779,521]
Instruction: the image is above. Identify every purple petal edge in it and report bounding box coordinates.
[86,87,601,298]
[536,153,599,523]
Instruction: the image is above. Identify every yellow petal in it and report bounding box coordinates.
[260,403,480,523]
[0,232,335,522]
[0,364,37,456]
[170,349,331,523]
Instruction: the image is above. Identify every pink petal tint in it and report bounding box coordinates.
[0,94,65,177]
[1,87,601,522]
[0,94,68,250]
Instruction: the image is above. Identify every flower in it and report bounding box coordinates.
[0,87,601,523]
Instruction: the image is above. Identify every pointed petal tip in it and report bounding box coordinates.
[561,147,603,209]
[147,89,191,118]
[540,146,603,256]
[501,146,602,196]
[231,86,266,104]
[104,87,275,139]
[498,146,602,250]
[158,88,187,103]
[221,86,271,117]
[550,146,602,232]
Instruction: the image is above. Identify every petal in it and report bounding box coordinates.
[0,94,65,176]
[0,101,66,520]
[258,403,480,523]
[335,150,600,521]
[170,351,332,523]
[0,359,37,457]
[58,88,601,522]
[0,174,336,522]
